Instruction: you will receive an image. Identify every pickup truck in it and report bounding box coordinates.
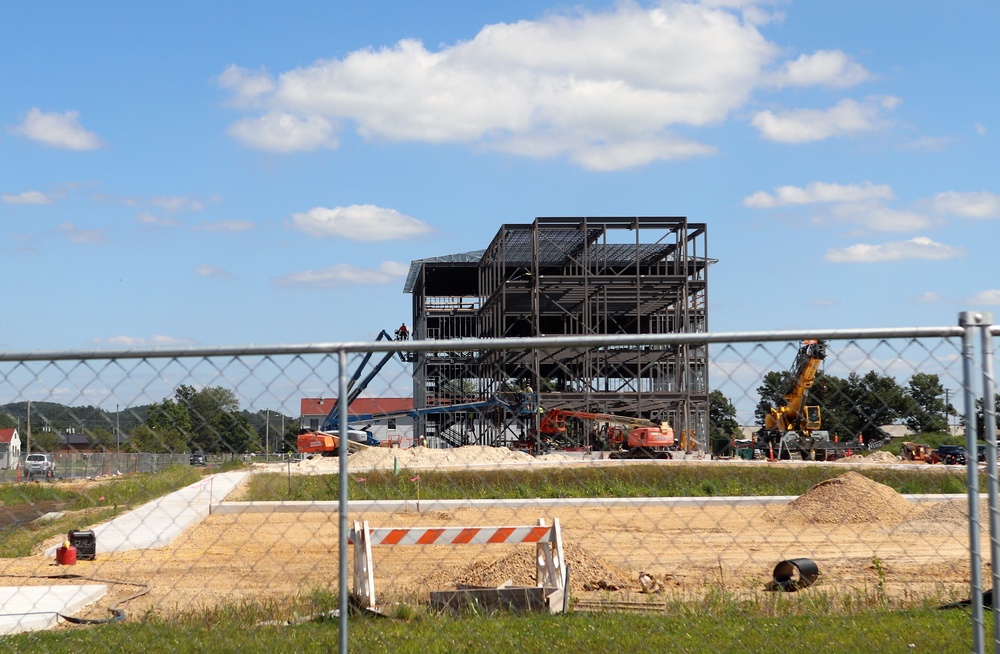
[24,453,56,479]
[932,445,967,466]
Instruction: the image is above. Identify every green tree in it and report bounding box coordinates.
[971,394,1000,439]
[709,390,740,442]
[87,427,117,451]
[830,371,908,443]
[0,414,16,429]
[169,385,259,454]
[127,424,189,454]
[28,430,61,453]
[754,371,786,427]
[903,373,950,434]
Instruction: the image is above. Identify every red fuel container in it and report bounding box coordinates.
[56,544,77,566]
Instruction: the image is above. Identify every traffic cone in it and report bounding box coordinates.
[768,442,776,462]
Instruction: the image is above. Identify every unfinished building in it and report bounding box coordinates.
[402,217,710,450]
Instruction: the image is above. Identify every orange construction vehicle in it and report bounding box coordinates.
[538,408,674,459]
[900,441,934,463]
[297,428,378,456]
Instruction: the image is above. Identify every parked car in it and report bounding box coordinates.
[977,445,1000,463]
[189,451,207,466]
[24,453,56,479]
[933,445,967,466]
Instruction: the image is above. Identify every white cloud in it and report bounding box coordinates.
[825,236,964,263]
[92,335,198,348]
[195,264,234,278]
[1,190,52,204]
[827,203,935,232]
[137,212,181,226]
[966,290,1000,305]
[912,291,944,304]
[752,97,897,143]
[931,191,1000,219]
[769,50,872,88]
[272,260,409,288]
[809,298,837,307]
[289,204,433,241]
[58,223,106,244]
[152,196,206,212]
[228,112,337,152]
[743,181,893,208]
[196,220,255,232]
[898,136,952,152]
[975,123,987,136]
[217,65,276,108]
[9,108,104,150]
[220,3,779,169]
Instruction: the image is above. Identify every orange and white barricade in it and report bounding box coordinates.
[349,518,565,610]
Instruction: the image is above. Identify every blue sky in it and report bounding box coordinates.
[2,1,998,352]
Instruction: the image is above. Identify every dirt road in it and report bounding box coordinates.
[0,491,976,619]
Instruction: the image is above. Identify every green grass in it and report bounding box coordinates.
[0,464,209,557]
[242,464,974,503]
[0,599,984,653]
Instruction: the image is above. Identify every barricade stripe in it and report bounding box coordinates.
[365,525,554,545]
[487,527,516,543]
[417,528,445,545]
[523,525,552,543]
[379,529,409,545]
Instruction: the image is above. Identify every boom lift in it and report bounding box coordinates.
[537,408,675,459]
[297,329,410,456]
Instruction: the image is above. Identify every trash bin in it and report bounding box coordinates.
[738,448,754,460]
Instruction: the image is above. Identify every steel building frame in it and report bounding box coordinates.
[403,217,710,450]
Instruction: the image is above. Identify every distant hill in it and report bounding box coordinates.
[0,401,151,433]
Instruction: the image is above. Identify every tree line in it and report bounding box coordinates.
[1,387,300,455]
[708,371,1000,444]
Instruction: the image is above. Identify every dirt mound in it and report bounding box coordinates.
[894,497,990,535]
[425,543,634,592]
[834,451,898,464]
[768,471,913,525]
[295,445,535,472]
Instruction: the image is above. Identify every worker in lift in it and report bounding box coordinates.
[395,323,409,340]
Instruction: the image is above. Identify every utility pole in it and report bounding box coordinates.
[26,400,31,455]
[265,409,270,462]
[944,388,952,435]
[116,404,120,455]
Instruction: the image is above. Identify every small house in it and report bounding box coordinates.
[300,397,416,447]
[0,428,21,469]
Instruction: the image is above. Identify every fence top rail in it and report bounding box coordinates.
[0,325,968,363]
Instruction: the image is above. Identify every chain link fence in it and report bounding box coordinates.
[1,315,998,652]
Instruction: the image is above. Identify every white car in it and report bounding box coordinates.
[24,453,56,479]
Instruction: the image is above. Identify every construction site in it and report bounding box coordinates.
[309,216,712,456]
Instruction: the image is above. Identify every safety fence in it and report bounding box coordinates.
[0,313,998,652]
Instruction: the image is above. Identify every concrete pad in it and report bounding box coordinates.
[0,584,106,634]
[46,471,248,555]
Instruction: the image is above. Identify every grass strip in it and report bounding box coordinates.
[2,604,983,654]
[243,464,972,503]
[0,464,212,558]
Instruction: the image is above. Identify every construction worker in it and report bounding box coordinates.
[395,323,409,340]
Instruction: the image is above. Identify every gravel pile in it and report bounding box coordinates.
[768,471,913,525]
[424,543,635,592]
[895,497,991,535]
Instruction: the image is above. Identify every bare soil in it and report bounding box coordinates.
[0,467,982,621]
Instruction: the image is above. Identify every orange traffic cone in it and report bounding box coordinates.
[768,442,776,462]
